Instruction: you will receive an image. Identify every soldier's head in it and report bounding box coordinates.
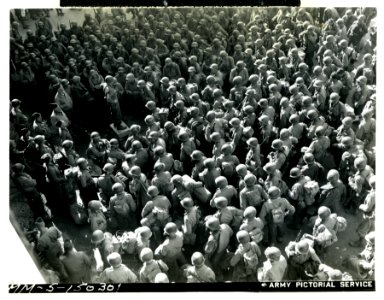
[214,196,228,210]
[215,176,228,189]
[191,252,205,267]
[265,247,281,262]
[318,206,331,221]
[107,252,122,268]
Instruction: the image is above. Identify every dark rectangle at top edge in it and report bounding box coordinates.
[60,0,301,7]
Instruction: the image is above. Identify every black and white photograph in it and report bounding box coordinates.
[6,3,378,292]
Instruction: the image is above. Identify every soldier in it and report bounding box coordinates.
[230,230,261,282]
[139,248,169,283]
[60,239,91,283]
[204,216,233,281]
[346,158,374,214]
[35,218,67,281]
[76,158,98,208]
[259,187,295,246]
[100,252,137,283]
[239,174,268,212]
[96,163,120,207]
[285,239,321,280]
[267,139,289,172]
[258,247,287,282]
[184,252,215,282]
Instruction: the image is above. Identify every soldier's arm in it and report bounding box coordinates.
[239,191,247,210]
[230,249,243,267]
[284,198,296,215]
[127,194,137,212]
[360,192,375,212]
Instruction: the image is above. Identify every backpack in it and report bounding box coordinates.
[336,216,347,232]
[113,199,129,215]
[270,201,285,224]
[120,231,137,255]
[303,180,320,206]
[243,242,260,271]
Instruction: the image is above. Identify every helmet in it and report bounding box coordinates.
[247,137,258,147]
[258,98,268,108]
[236,230,250,244]
[263,162,276,173]
[178,130,189,141]
[210,132,221,142]
[306,109,318,120]
[130,124,141,133]
[357,76,367,84]
[221,143,233,154]
[103,163,115,173]
[214,196,228,208]
[258,115,270,125]
[341,136,353,146]
[160,77,170,84]
[137,226,152,239]
[354,157,367,169]
[90,131,100,139]
[147,185,159,197]
[295,240,310,254]
[330,92,340,100]
[91,230,105,244]
[154,146,165,156]
[191,150,204,161]
[191,252,205,266]
[140,248,154,262]
[342,116,353,126]
[154,273,169,283]
[171,174,183,184]
[268,186,281,199]
[265,247,281,260]
[245,89,255,95]
[303,153,315,163]
[112,183,124,194]
[244,174,257,186]
[180,197,194,209]
[107,252,122,267]
[189,106,199,116]
[203,158,215,168]
[215,176,228,187]
[34,135,45,144]
[289,167,302,178]
[164,121,175,131]
[243,206,257,218]
[205,217,220,231]
[12,163,24,173]
[164,222,178,235]
[271,139,283,150]
[318,206,331,218]
[153,162,166,172]
[327,169,339,181]
[145,101,156,110]
[129,166,141,177]
[88,200,103,211]
[229,117,241,127]
[289,114,299,123]
[235,164,247,174]
[76,157,87,167]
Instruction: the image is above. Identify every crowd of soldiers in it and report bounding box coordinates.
[9,7,376,284]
